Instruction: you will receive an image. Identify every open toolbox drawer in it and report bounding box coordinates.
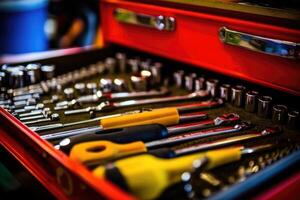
[1,0,300,199]
[101,0,300,96]
[1,45,300,199]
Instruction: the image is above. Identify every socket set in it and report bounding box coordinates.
[0,46,300,199]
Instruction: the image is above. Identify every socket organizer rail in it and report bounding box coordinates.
[1,0,300,199]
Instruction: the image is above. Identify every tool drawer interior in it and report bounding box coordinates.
[0,45,300,199]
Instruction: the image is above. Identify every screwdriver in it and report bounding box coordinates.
[92,144,275,200]
[69,122,277,165]
[64,90,209,115]
[56,113,239,153]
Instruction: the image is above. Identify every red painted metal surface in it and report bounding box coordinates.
[256,171,300,200]
[101,0,300,96]
[0,107,134,200]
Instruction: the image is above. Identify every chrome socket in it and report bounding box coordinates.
[272,104,288,124]
[220,84,231,102]
[173,70,184,88]
[194,76,206,91]
[87,82,98,94]
[128,58,140,73]
[113,78,127,92]
[206,79,219,97]
[99,79,113,93]
[105,57,117,74]
[74,83,86,95]
[41,65,55,80]
[130,70,152,91]
[185,73,197,91]
[116,52,127,73]
[257,96,273,118]
[150,62,164,85]
[231,85,246,107]
[287,111,299,129]
[63,88,75,100]
[245,91,259,113]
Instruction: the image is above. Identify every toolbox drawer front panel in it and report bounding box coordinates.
[101,0,300,95]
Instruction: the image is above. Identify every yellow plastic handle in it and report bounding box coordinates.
[69,141,147,164]
[93,147,241,200]
[100,107,180,129]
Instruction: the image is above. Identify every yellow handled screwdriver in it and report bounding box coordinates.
[69,125,279,166]
[92,144,274,200]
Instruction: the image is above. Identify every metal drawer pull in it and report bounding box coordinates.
[219,27,299,59]
[114,8,175,31]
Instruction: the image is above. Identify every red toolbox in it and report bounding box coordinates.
[1,0,300,199]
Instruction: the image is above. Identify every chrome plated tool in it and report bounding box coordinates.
[64,90,209,115]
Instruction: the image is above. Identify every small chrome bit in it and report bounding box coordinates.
[23,113,60,125]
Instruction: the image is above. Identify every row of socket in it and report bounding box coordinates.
[173,71,299,129]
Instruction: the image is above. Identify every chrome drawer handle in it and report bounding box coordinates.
[114,8,175,31]
[219,27,299,59]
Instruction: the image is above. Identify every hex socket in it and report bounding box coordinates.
[257,96,273,118]
[245,90,259,113]
[272,104,288,124]
[231,85,246,107]
[220,84,231,102]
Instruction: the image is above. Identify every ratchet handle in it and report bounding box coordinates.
[59,124,168,153]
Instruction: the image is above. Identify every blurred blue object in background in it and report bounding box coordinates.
[0,0,48,55]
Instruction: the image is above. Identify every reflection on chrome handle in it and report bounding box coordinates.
[219,27,299,59]
[114,8,175,31]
